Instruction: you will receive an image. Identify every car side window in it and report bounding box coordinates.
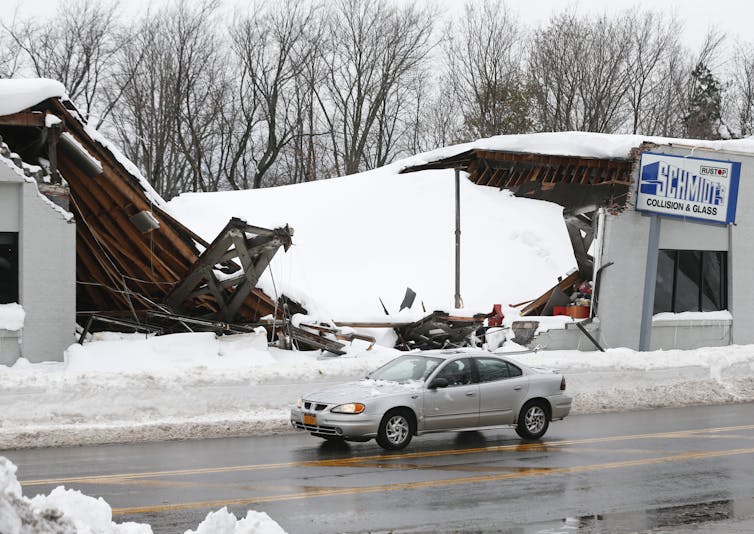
[476,358,511,383]
[435,358,474,386]
[506,362,523,377]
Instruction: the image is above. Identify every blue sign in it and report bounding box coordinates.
[636,152,740,224]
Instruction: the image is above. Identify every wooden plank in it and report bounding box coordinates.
[50,99,200,265]
[519,271,581,316]
[0,111,46,127]
[289,325,347,355]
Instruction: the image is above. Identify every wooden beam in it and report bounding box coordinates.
[0,111,46,127]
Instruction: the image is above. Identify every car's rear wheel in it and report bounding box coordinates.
[376,409,413,450]
[515,400,549,440]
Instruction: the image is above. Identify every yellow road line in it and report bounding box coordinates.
[111,445,754,515]
[20,423,754,487]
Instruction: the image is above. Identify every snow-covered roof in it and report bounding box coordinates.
[0,78,66,116]
[0,78,167,209]
[398,131,754,171]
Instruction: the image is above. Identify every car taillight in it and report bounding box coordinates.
[560,376,566,391]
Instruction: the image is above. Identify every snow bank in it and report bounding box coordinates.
[0,457,286,534]
[0,79,66,116]
[0,331,399,449]
[1,332,754,449]
[186,508,285,534]
[0,304,24,331]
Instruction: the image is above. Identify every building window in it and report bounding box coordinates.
[0,232,19,304]
[653,249,727,314]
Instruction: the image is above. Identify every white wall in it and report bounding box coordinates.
[0,162,75,364]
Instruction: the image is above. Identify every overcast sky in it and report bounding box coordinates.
[6,0,754,52]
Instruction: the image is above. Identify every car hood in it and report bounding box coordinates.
[304,380,422,404]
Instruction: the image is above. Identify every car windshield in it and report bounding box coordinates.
[367,355,443,384]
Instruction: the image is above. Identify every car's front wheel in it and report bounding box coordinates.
[515,400,550,440]
[376,409,414,450]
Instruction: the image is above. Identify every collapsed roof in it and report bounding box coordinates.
[400,131,754,281]
[0,79,293,326]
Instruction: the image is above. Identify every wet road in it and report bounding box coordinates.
[6,403,754,533]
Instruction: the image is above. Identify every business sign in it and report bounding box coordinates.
[636,152,740,224]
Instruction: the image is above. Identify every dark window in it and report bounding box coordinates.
[506,362,523,377]
[476,358,510,382]
[435,358,475,386]
[653,250,727,313]
[0,233,19,304]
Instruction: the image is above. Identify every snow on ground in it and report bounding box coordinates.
[0,457,284,534]
[2,329,754,451]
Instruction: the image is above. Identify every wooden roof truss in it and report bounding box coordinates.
[166,217,293,322]
[0,100,293,327]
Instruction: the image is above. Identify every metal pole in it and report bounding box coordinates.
[454,168,462,308]
[639,215,661,351]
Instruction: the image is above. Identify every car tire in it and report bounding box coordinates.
[376,409,414,450]
[515,400,550,440]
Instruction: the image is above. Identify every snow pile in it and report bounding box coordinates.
[1,331,754,449]
[0,456,146,533]
[0,331,399,449]
[0,303,25,331]
[0,457,286,534]
[168,170,574,321]
[0,79,66,116]
[186,507,285,534]
[509,344,754,412]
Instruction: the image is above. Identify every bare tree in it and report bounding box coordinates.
[529,10,633,133]
[0,28,21,77]
[318,0,435,175]
[729,43,754,136]
[623,10,681,134]
[444,0,531,139]
[6,0,121,122]
[285,19,329,184]
[110,0,226,199]
[230,0,319,189]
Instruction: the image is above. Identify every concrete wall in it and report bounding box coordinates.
[595,145,754,350]
[595,210,651,349]
[0,162,75,364]
[727,151,754,345]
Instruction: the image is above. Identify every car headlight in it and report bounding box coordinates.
[331,403,365,414]
[295,398,303,409]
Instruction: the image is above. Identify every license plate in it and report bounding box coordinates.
[303,414,316,426]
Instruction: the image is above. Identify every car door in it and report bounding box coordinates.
[475,357,529,426]
[422,357,479,431]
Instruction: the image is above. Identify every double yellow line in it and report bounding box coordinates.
[17,423,754,515]
[111,446,754,515]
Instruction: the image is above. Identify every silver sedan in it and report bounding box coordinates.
[290,350,572,450]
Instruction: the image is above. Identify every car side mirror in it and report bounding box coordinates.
[429,377,449,389]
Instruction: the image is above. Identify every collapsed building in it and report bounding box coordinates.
[401,132,752,351]
[0,79,293,365]
[3,78,753,361]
